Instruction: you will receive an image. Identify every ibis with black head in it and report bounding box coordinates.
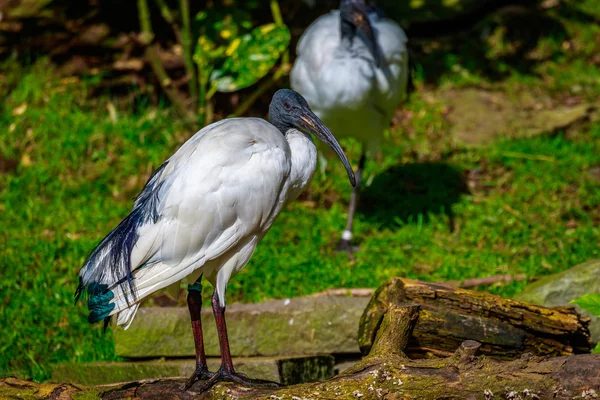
[291,0,409,253]
[75,89,355,393]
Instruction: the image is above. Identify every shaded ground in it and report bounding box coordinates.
[360,162,468,229]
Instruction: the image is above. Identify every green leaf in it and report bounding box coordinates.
[193,7,253,47]
[570,293,600,317]
[210,23,290,92]
[193,35,223,84]
[594,343,600,354]
[192,6,256,89]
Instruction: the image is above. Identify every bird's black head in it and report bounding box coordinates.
[269,89,356,187]
[269,89,311,134]
[340,0,381,67]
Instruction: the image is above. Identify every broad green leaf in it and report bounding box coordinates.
[210,23,290,92]
[193,7,252,47]
[570,293,600,317]
[594,343,600,354]
[193,35,224,83]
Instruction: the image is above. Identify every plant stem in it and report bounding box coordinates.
[138,0,194,123]
[179,0,198,109]
[270,0,290,68]
[198,67,206,127]
[202,85,217,126]
[137,0,154,44]
[145,47,193,122]
[154,0,175,24]
[205,97,214,126]
[154,0,183,43]
[270,0,284,26]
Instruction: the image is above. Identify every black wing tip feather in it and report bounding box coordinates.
[75,161,169,324]
[74,276,84,305]
[103,317,111,333]
[73,211,140,324]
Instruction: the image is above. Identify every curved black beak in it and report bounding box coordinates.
[345,2,381,67]
[297,111,356,187]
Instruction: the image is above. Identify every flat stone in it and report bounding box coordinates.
[514,259,600,343]
[438,87,592,145]
[115,293,369,358]
[50,355,334,386]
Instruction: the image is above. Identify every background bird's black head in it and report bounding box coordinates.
[269,89,311,134]
[340,0,368,33]
[340,0,381,66]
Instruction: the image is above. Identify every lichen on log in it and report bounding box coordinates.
[366,304,420,358]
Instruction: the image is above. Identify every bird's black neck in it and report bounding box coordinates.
[269,116,291,136]
[340,18,356,44]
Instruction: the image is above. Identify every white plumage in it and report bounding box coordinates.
[290,0,409,249]
[80,118,317,327]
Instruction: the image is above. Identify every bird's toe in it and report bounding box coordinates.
[187,368,281,394]
[336,239,360,256]
[228,372,281,388]
[184,365,214,390]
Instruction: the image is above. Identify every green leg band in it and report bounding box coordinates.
[188,282,203,292]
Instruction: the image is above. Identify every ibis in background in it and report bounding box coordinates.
[291,0,409,253]
[76,89,355,392]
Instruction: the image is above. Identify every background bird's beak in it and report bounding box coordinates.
[350,5,381,67]
[299,112,356,187]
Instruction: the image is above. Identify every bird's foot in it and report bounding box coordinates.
[336,239,360,256]
[184,365,214,390]
[187,367,280,393]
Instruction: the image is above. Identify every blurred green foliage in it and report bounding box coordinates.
[571,294,600,353]
[208,23,290,92]
[572,294,600,318]
[190,1,289,124]
[137,0,290,125]
[194,6,290,93]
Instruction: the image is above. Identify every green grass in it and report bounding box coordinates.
[1,0,600,383]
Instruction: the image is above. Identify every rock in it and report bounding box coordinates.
[438,87,593,145]
[515,259,600,343]
[114,293,369,358]
[50,355,334,386]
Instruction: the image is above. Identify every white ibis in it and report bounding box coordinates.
[291,0,409,252]
[76,89,355,392]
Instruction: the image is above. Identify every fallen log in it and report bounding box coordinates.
[359,278,592,358]
[4,303,599,399]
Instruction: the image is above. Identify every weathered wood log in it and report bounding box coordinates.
[359,278,592,359]
[368,304,420,358]
[4,303,599,399]
[6,355,600,399]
